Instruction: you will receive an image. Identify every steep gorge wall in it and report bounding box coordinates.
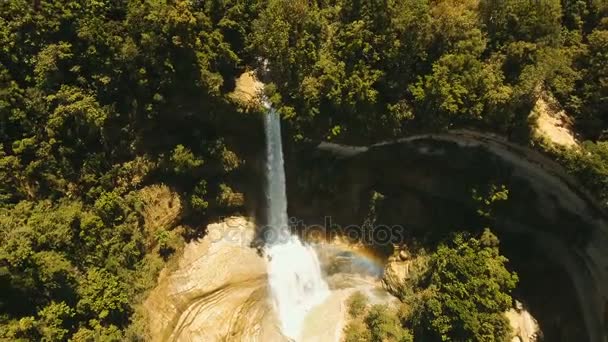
[284,130,608,342]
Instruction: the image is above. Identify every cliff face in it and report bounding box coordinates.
[285,131,608,342]
[142,126,608,341]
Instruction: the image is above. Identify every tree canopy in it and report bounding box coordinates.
[252,0,607,142]
[344,229,518,342]
[0,0,606,340]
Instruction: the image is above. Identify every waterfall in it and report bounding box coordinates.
[264,108,289,236]
[264,109,330,340]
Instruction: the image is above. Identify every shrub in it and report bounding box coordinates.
[190,180,209,213]
[170,145,203,175]
[347,291,369,317]
[365,305,413,342]
[409,230,518,341]
[344,319,372,342]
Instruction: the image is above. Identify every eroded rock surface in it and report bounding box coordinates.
[230,71,264,108]
[144,217,285,342]
[382,259,410,295]
[530,92,579,149]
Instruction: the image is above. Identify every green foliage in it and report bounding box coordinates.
[70,321,123,342]
[219,147,240,173]
[37,301,75,341]
[472,184,509,218]
[344,292,413,342]
[0,0,606,339]
[479,0,563,46]
[344,319,372,342]
[345,230,516,342]
[216,183,244,209]
[410,40,513,127]
[0,0,248,199]
[94,191,125,224]
[365,304,414,342]
[252,0,434,141]
[572,29,608,135]
[190,179,209,213]
[251,0,606,145]
[550,141,608,207]
[0,0,256,334]
[0,193,177,339]
[170,145,204,175]
[77,268,129,324]
[408,230,518,341]
[347,291,369,317]
[0,316,40,341]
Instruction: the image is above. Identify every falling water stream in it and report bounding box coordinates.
[264,109,330,340]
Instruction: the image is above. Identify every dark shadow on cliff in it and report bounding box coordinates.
[282,131,608,342]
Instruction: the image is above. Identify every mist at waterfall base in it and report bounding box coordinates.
[264,109,330,340]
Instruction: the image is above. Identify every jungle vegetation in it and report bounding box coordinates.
[0,0,606,340]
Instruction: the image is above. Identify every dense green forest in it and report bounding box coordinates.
[0,0,606,340]
[345,230,518,342]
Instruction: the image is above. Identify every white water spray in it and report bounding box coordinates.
[264,109,329,340]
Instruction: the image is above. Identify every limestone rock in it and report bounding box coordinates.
[382,259,410,295]
[530,92,578,149]
[144,217,286,342]
[506,301,541,342]
[230,71,264,108]
[301,289,354,342]
[399,249,410,261]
